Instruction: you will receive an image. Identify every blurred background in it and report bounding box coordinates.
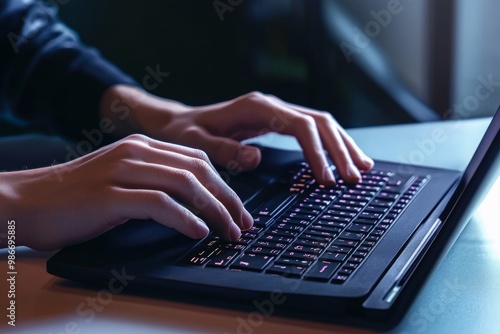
[57,0,500,128]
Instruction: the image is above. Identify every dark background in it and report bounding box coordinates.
[58,0,416,129]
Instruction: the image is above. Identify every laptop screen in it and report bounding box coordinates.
[440,108,500,226]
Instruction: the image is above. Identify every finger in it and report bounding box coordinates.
[178,126,262,172]
[114,144,254,231]
[68,134,216,170]
[111,188,210,239]
[270,98,373,180]
[315,115,362,183]
[98,134,253,232]
[336,126,374,171]
[112,161,244,240]
[253,97,337,184]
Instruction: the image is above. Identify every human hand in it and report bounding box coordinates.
[0,134,253,251]
[103,87,374,184]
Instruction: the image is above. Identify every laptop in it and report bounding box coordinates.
[47,108,500,329]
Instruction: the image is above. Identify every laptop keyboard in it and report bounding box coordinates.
[179,163,429,284]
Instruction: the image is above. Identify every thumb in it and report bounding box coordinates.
[181,127,262,171]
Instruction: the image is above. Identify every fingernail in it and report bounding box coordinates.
[241,210,254,230]
[348,164,362,182]
[362,156,374,169]
[236,146,261,170]
[323,165,336,185]
[195,218,210,238]
[229,222,241,241]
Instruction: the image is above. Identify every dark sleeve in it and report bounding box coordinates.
[0,0,139,139]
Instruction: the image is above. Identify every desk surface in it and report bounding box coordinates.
[1,118,499,334]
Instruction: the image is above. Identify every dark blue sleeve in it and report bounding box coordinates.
[0,0,139,139]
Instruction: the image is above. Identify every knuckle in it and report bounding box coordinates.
[175,169,198,185]
[191,148,211,162]
[114,134,149,157]
[316,110,333,121]
[114,140,139,158]
[125,133,148,142]
[294,114,316,129]
[189,156,212,174]
[243,91,265,102]
[148,190,170,207]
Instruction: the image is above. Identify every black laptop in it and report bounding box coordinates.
[47,109,500,328]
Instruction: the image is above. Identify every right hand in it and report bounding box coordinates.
[0,134,253,251]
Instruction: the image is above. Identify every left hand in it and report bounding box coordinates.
[101,86,374,184]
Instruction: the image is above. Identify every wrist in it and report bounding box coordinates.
[99,85,190,137]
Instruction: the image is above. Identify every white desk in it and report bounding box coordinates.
[1,118,499,334]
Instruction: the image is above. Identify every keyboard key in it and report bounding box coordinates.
[326,210,356,218]
[338,231,365,241]
[348,256,364,264]
[272,222,305,233]
[376,192,398,201]
[320,214,351,223]
[247,226,263,234]
[254,240,289,250]
[221,243,246,251]
[364,206,388,214]
[309,224,342,234]
[289,244,323,254]
[358,245,372,252]
[370,199,393,207]
[346,223,373,233]
[267,264,307,277]
[371,228,386,237]
[286,207,321,215]
[320,252,348,262]
[342,193,372,202]
[295,238,328,248]
[205,249,239,268]
[332,239,358,247]
[299,233,333,243]
[305,261,341,281]
[338,267,353,275]
[328,245,353,254]
[316,220,347,229]
[305,229,338,239]
[343,262,359,270]
[358,211,382,220]
[267,229,300,237]
[330,204,362,212]
[275,257,312,267]
[253,215,273,227]
[281,251,318,261]
[338,198,367,207]
[298,201,326,211]
[287,212,316,221]
[258,234,293,243]
[231,253,274,271]
[248,246,282,256]
[353,250,368,258]
[353,218,377,225]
